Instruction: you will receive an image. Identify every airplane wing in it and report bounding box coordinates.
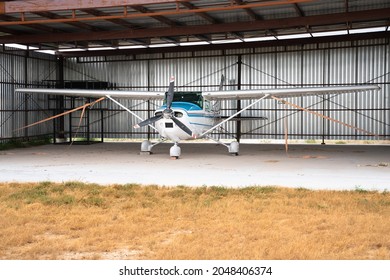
[198,84,380,138]
[16,84,379,100]
[15,88,166,100]
[202,85,380,100]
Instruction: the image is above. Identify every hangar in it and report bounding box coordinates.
[0,0,389,146]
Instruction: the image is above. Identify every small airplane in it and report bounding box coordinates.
[16,77,379,158]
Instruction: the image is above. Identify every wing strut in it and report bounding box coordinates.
[105,95,158,132]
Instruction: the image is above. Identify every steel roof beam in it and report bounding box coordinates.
[83,8,136,29]
[32,11,116,48]
[1,8,388,44]
[130,5,182,43]
[0,13,62,33]
[57,31,390,58]
[234,0,261,21]
[180,1,243,40]
[235,0,277,40]
[82,8,151,45]
[131,4,211,42]
[0,0,183,14]
[130,5,178,27]
[32,11,100,31]
[292,3,312,36]
[180,1,220,24]
[0,0,312,25]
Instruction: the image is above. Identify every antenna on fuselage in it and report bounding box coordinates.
[219,74,225,91]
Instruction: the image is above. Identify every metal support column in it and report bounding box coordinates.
[23,49,28,140]
[236,55,242,142]
[54,56,65,143]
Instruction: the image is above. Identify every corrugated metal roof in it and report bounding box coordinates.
[0,0,389,54]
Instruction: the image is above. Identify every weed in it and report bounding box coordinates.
[64,181,88,189]
[355,187,369,193]
[51,195,76,206]
[81,196,105,207]
[193,187,207,197]
[8,185,49,204]
[167,188,185,198]
[38,181,53,188]
[305,139,317,144]
[209,186,229,198]
[0,138,51,150]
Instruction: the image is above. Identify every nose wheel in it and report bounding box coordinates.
[170,143,181,159]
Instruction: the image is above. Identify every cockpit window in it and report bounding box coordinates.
[164,91,203,108]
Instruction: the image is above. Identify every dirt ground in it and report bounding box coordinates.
[0,142,389,190]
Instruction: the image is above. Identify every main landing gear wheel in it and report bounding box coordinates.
[140,140,152,155]
[170,143,181,160]
[228,141,239,156]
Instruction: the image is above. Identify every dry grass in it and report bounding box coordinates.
[0,182,389,260]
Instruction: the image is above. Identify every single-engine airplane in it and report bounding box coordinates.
[16,77,379,158]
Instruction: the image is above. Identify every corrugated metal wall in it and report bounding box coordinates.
[64,39,389,142]
[1,38,388,143]
[0,49,57,143]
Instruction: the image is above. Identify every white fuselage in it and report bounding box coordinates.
[155,101,219,142]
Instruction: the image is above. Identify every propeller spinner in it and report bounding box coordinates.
[134,77,194,137]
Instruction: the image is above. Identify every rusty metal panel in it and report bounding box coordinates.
[2,0,180,13]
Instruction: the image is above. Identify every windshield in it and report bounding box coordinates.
[165,91,203,108]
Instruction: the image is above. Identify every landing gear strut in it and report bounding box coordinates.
[140,139,166,155]
[205,136,240,156]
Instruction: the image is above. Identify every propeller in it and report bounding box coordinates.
[171,117,193,136]
[134,76,195,137]
[134,114,163,128]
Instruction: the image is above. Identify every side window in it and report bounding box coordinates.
[204,100,211,111]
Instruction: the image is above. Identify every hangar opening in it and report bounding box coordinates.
[0,0,389,146]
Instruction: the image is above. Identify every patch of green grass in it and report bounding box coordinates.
[109,184,139,198]
[64,181,88,189]
[50,195,76,206]
[0,138,52,151]
[167,188,186,198]
[81,196,105,207]
[305,139,317,144]
[209,186,229,197]
[8,185,49,204]
[240,186,277,195]
[5,182,105,207]
[7,185,77,206]
[355,186,369,193]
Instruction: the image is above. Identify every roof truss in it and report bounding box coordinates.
[0,0,388,53]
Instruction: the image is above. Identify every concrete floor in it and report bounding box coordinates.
[0,142,389,190]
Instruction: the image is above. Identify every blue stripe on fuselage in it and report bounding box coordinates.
[158,101,202,111]
[188,113,215,118]
[189,122,213,127]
